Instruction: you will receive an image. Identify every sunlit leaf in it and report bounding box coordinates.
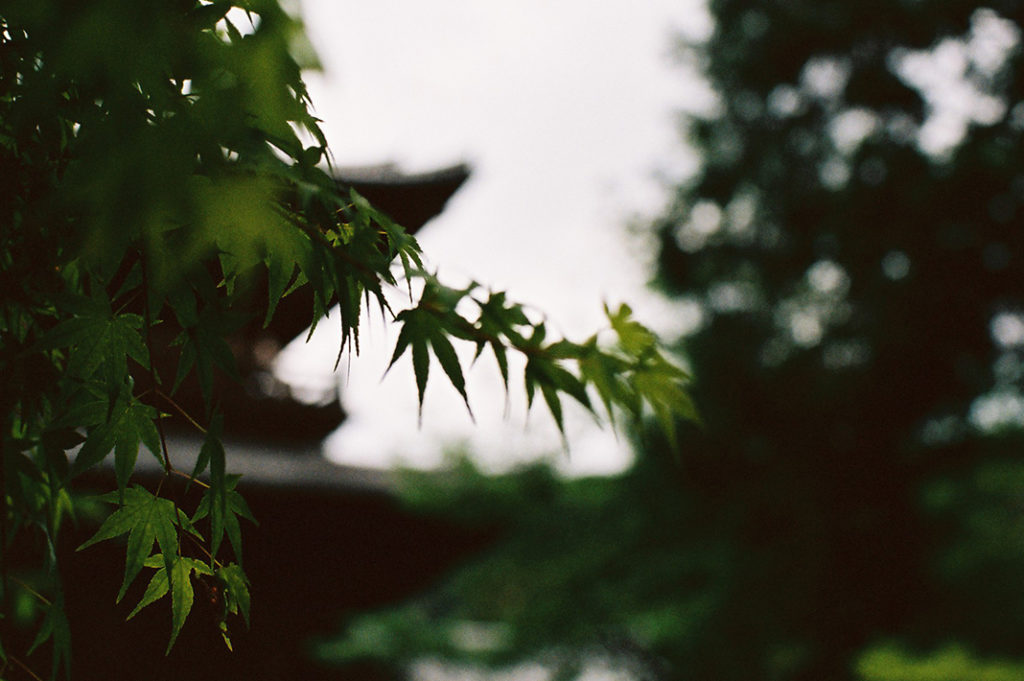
[606,302,656,356]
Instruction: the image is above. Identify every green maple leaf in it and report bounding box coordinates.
[578,343,630,424]
[217,563,252,628]
[606,303,657,357]
[128,555,213,654]
[263,229,310,328]
[388,308,474,420]
[632,359,698,448]
[126,560,170,620]
[114,399,163,493]
[171,313,239,409]
[38,311,148,389]
[167,558,195,653]
[387,310,430,412]
[428,325,472,417]
[71,386,162,491]
[78,486,182,603]
[193,474,257,565]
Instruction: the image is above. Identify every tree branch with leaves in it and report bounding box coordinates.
[0,0,694,678]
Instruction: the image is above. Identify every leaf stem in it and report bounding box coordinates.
[182,529,223,569]
[113,288,142,315]
[11,576,52,606]
[171,468,211,489]
[155,389,208,435]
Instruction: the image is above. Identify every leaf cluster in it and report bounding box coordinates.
[0,1,694,678]
[0,0,406,674]
[389,277,696,445]
[77,483,254,654]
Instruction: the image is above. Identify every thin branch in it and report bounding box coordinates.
[113,287,143,315]
[9,655,45,681]
[11,576,51,606]
[181,529,223,569]
[155,389,208,436]
[171,468,211,489]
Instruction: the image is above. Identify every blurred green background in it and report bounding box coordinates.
[316,2,1024,680]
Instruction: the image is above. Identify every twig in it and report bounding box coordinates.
[181,529,223,569]
[156,389,208,435]
[9,655,45,681]
[11,576,51,606]
[171,468,211,489]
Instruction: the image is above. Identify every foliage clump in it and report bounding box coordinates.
[0,1,692,677]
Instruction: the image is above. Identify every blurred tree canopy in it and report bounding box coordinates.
[0,1,691,677]
[322,2,1024,681]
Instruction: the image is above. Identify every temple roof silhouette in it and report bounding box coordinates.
[160,161,471,448]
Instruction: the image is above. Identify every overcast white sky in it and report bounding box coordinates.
[275,0,714,475]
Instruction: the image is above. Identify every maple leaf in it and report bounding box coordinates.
[78,487,184,603]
